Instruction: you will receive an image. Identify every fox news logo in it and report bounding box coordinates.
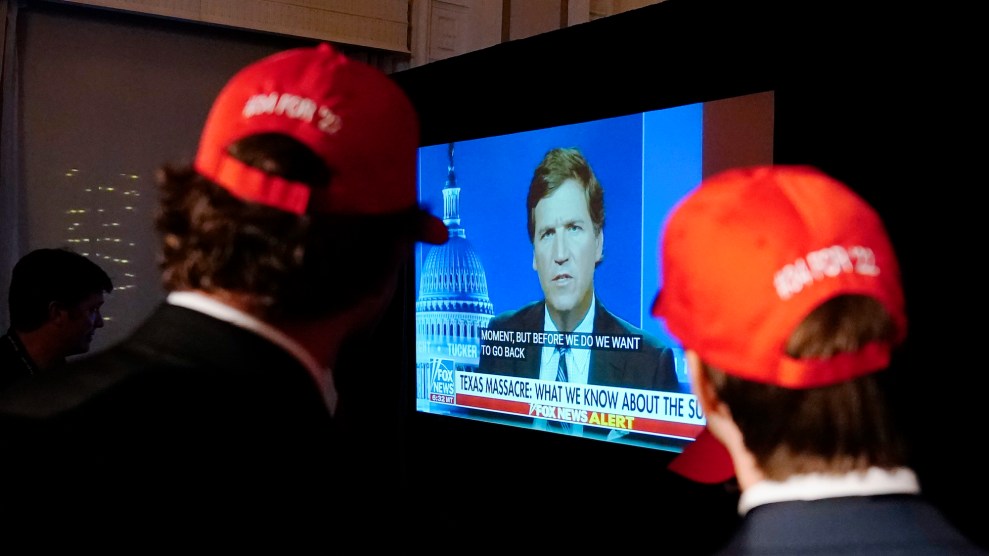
[430,358,456,396]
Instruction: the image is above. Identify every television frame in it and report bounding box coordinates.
[412,90,774,454]
[389,0,784,523]
[386,0,982,545]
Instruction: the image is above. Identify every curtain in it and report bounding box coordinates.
[0,0,402,349]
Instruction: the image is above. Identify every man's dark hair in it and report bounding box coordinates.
[525,147,605,244]
[700,294,907,480]
[8,248,113,332]
[155,132,412,320]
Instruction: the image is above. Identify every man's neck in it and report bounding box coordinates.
[546,294,595,333]
[13,329,66,372]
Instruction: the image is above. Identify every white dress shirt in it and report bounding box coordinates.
[535,295,596,435]
[738,466,921,515]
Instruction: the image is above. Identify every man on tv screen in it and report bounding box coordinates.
[478,147,680,432]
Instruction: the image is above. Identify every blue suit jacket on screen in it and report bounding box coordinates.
[478,298,680,392]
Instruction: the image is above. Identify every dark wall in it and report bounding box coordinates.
[7,0,980,549]
[392,0,986,550]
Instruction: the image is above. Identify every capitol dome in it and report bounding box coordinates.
[417,233,493,313]
[416,144,494,401]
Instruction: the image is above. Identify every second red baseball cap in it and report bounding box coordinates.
[652,165,907,483]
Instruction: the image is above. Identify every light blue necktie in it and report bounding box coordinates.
[555,345,571,433]
[556,344,570,383]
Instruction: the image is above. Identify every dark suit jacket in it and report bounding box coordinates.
[0,303,396,541]
[715,495,987,555]
[479,299,680,392]
[0,330,35,393]
[475,299,681,442]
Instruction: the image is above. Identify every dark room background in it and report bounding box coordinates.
[0,0,984,550]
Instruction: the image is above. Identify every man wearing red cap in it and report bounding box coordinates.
[652,165,985,554]
[0,44,446,536]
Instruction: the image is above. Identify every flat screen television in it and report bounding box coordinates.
[388,1,987,549]
[412,90,774,456]
[388,1,781,520]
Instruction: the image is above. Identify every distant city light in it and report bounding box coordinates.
[60,168,143,329]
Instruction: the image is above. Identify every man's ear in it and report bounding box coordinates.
[48,301,68,325]
[686,349,719,417]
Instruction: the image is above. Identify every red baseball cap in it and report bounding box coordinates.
[652,165,907,483]
[194,43,447,245]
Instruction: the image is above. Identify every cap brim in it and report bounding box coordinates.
[417,212,449,245]
[650,289,663,317]
[668,428,735,484]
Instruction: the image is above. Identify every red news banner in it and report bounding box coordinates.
[449,372,705,440]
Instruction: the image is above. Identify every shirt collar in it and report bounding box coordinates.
[3,328,41,377]
[738,466,920,515]
[165,291,337,415]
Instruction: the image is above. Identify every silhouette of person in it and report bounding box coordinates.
[0,43,447,541]
[652,165,987,554]
[0,247,111,391]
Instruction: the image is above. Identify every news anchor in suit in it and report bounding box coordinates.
[478,148,681,440]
